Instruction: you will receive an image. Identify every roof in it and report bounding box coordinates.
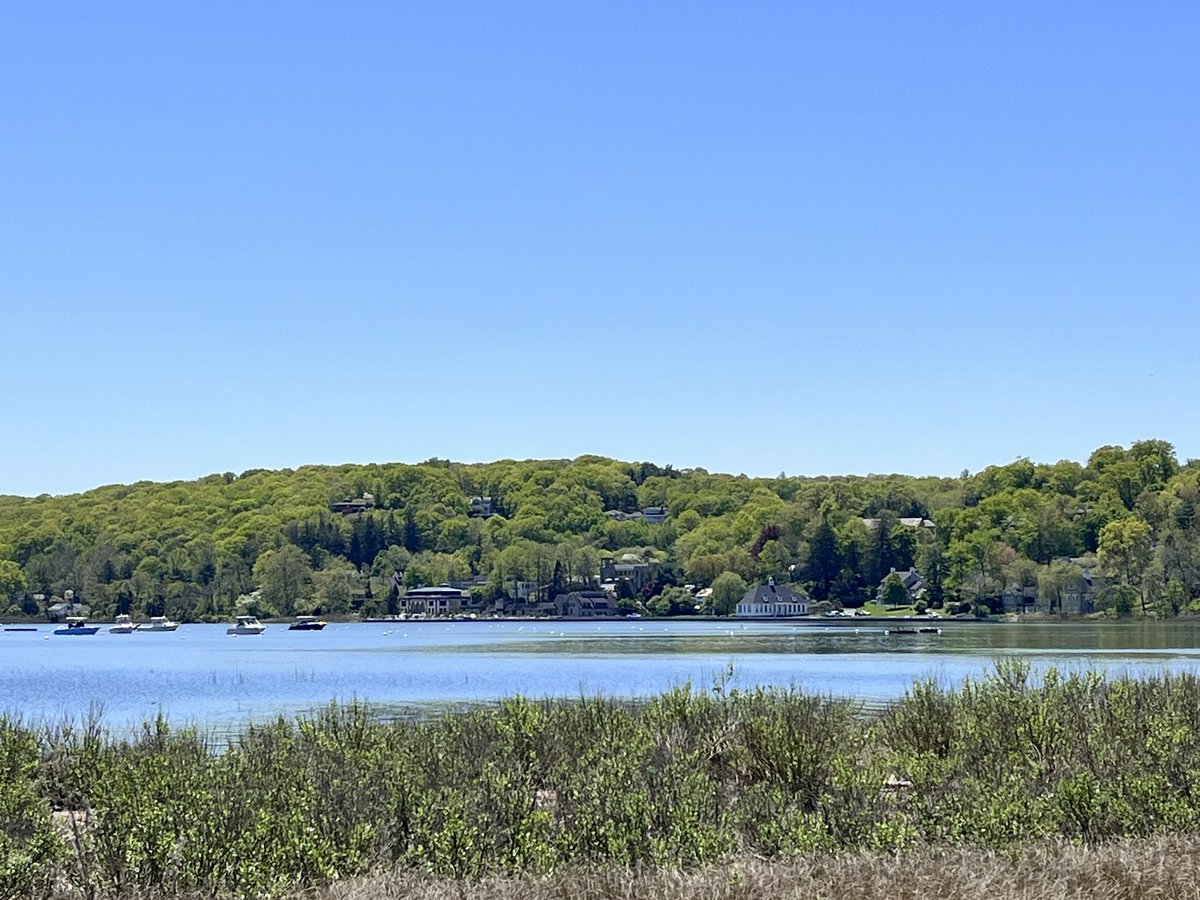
[740,581,808,606]
[406,585,468,597]
[880,568,925,589]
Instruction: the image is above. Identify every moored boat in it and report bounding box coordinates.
[54,617,100,636]
[110,614,135,634]
[227,615,266,635]
[288,615,327,631]
[136,616,180,632]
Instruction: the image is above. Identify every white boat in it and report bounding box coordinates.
[227,615,266,635]
[110,614,135,634]
[136,616,180,632]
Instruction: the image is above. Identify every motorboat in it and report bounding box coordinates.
[288,615,327,631]
[110,614,135,634]
[136,616,180,632]
[227,615,266,635]
[54,617,100,636]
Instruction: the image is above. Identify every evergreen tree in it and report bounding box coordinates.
[805,519,841,600]
[402,507,420,553]
[550,560,566,600]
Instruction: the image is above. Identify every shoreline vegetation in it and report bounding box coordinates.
[308,837,1200,900]
[2,439,1199,627]
[8,664,1200,898]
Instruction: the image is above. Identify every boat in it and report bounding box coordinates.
[288,615,327,631]
[884,626,942,636]
[54,617,100,636]
[110,614,135,634]
[227,615,266,635]
[136,616,180,632]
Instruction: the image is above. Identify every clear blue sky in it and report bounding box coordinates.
[3,2,1197,497]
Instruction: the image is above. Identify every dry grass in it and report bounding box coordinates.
[305,835,1200,900]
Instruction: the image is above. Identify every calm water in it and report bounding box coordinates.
[4,619,1200,735]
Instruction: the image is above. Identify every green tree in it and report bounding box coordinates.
[549,559,566,600]
[709,571,747,617]
[252,544,313,617]
[756,539,791,582]
[866,513,899,585]
[311,563,359,614]
[803,518,840,600]
[1097,517,1153,615]
[0,560,28,610]
[1037,559,1083,615]
[880,572,909,609]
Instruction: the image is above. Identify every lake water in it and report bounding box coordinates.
[4,619,1200,736]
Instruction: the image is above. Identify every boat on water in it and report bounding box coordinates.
[227,615,266,635]
[54,617,100,636]
[110,614,135,634]
[885,626,943,636]
[136,616,180,633]
[288,615,327,631]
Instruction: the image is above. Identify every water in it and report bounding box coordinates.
[4,619,1200,736]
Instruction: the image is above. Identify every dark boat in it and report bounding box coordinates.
[54,617,100,636]
[289,616,327,631]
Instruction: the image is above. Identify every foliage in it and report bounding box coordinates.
[880,573,910,609]
[2,442,1200,621]
[708,571,747,616]
[20,666,1200,895]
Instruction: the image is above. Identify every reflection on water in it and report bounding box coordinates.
[2,619,1199,734]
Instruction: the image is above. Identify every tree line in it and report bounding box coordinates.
[0,441,1196,621]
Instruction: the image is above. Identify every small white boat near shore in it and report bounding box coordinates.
[110,614,135,634]
[137,616,180,633]
[227,615,266,635]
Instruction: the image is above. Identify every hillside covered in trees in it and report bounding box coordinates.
[0,440,1196,622]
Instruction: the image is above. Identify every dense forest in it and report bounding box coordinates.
[1,440,1197,622]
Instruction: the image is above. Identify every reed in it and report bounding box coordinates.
[8,663,1200,897]
[308,835,1200,900]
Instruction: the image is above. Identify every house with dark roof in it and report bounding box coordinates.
[1036,563,1105,615]
[600,555,658,591]
[876,567,926,602]
[603,509,644,522]
[553,590,619,618]
[468,496,494,517]
[331,494,374,515]
[735,579,809,617]
[47,590,88,622]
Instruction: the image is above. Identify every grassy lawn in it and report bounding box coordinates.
[861,600,925,617]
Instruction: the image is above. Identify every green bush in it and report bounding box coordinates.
[17,667,1200,895]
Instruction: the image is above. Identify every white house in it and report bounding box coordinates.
[735,578,809,617]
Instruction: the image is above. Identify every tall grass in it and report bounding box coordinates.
[311,835,1200,900]
[8,663,1200,897]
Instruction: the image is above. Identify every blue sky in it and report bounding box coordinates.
[2,2,1197,496]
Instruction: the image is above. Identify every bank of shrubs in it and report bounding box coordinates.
[7,664,1200,897]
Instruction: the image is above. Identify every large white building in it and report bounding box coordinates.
[735,579,809,617]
